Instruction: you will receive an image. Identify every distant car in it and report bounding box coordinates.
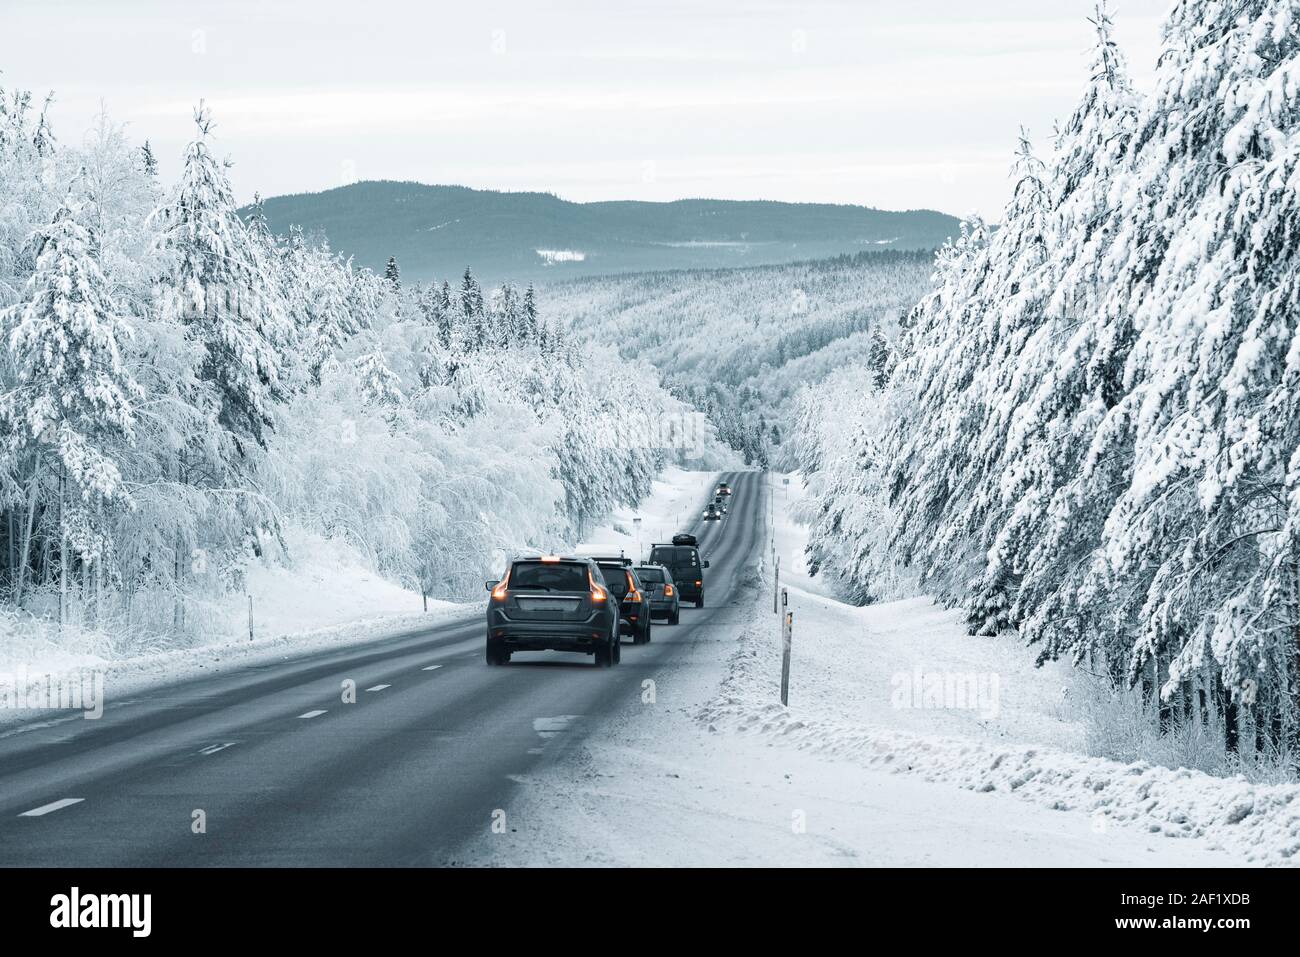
[485,556,620,666]
[712,494,728,514]
[633,563,680,625]
[649,538,709,608]
[703,503,722,521]
[594,558,652,644]
[716,482,732,497]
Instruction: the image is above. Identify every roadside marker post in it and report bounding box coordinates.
[780,589,792,706]
[774,556,780,614]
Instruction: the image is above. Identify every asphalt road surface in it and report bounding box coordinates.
[0,471,762,866]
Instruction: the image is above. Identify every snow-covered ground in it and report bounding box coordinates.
[470,474,1289,867]
[573,465,719,563]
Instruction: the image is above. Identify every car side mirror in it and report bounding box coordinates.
[703,560,710,568]
[485,580,499,592]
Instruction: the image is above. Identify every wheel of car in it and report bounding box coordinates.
[670,607,680,625]
[695,595,704,608]
[613,633,622,663]
[486,642,509,666]
[595,641,613,667]
[644,620,652,643]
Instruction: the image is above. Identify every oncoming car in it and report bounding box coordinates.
[485,555,621,666]
[703,503,722,521]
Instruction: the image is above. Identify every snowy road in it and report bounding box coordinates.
[0,472,763,866]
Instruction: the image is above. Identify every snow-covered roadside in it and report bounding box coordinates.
[574,465,718,560]
[694,473,1296,866]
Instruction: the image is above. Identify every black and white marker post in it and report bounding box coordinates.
[780,587,792,706]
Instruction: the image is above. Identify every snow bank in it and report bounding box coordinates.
[575,465,719,559]
[697,473,1299,866]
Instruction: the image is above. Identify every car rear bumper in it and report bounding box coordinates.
[487,610,614,652]
[649,599,678,617]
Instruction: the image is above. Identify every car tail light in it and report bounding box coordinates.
[588,568,608,603]
[695,580,702,586]
[664,584,674,597]
[491,570,510,602]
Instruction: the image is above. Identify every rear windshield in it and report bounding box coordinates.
[634,567,665,583]
[510,561,589,592]
[598,565,632,598]
[649,546,700,572]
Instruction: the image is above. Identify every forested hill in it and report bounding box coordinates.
[544,249,934,463]
[247,181,959,284]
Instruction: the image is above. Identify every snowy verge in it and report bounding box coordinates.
[0,604,482,736]
[574,465,720,559]
[696,473,1297,866]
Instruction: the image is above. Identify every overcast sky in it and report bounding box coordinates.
[1,0,1170,219]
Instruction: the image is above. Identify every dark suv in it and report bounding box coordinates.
[648,535,709,608]
[485,556,621,666]
[593,557,652,644]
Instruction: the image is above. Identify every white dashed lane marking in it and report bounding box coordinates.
[365,684,391,692]
[533,715,582,738]
[20,798,84,817]
[421,665,443,672]
[298,710,327,719]
[198,742,236,755]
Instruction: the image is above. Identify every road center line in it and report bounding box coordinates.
[421,665,443,672]
[366,684,391,692]
[19,798,84,817]
[198,742,236,755]
[298,709,327,719]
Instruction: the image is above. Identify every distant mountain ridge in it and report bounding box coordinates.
[246,180,961,283]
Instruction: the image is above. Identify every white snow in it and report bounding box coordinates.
[574,465,719,562]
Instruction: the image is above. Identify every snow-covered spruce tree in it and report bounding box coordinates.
[150,103,289,452]
[384,256,400,289]
[354,347,405,409]
[874,215,994,601]
[867,326,892,391]
[1059,0,1300,745]
[283,228,367,386]
[0,194,141,609]
[521,283,539,343]
[979,1,1142,655]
